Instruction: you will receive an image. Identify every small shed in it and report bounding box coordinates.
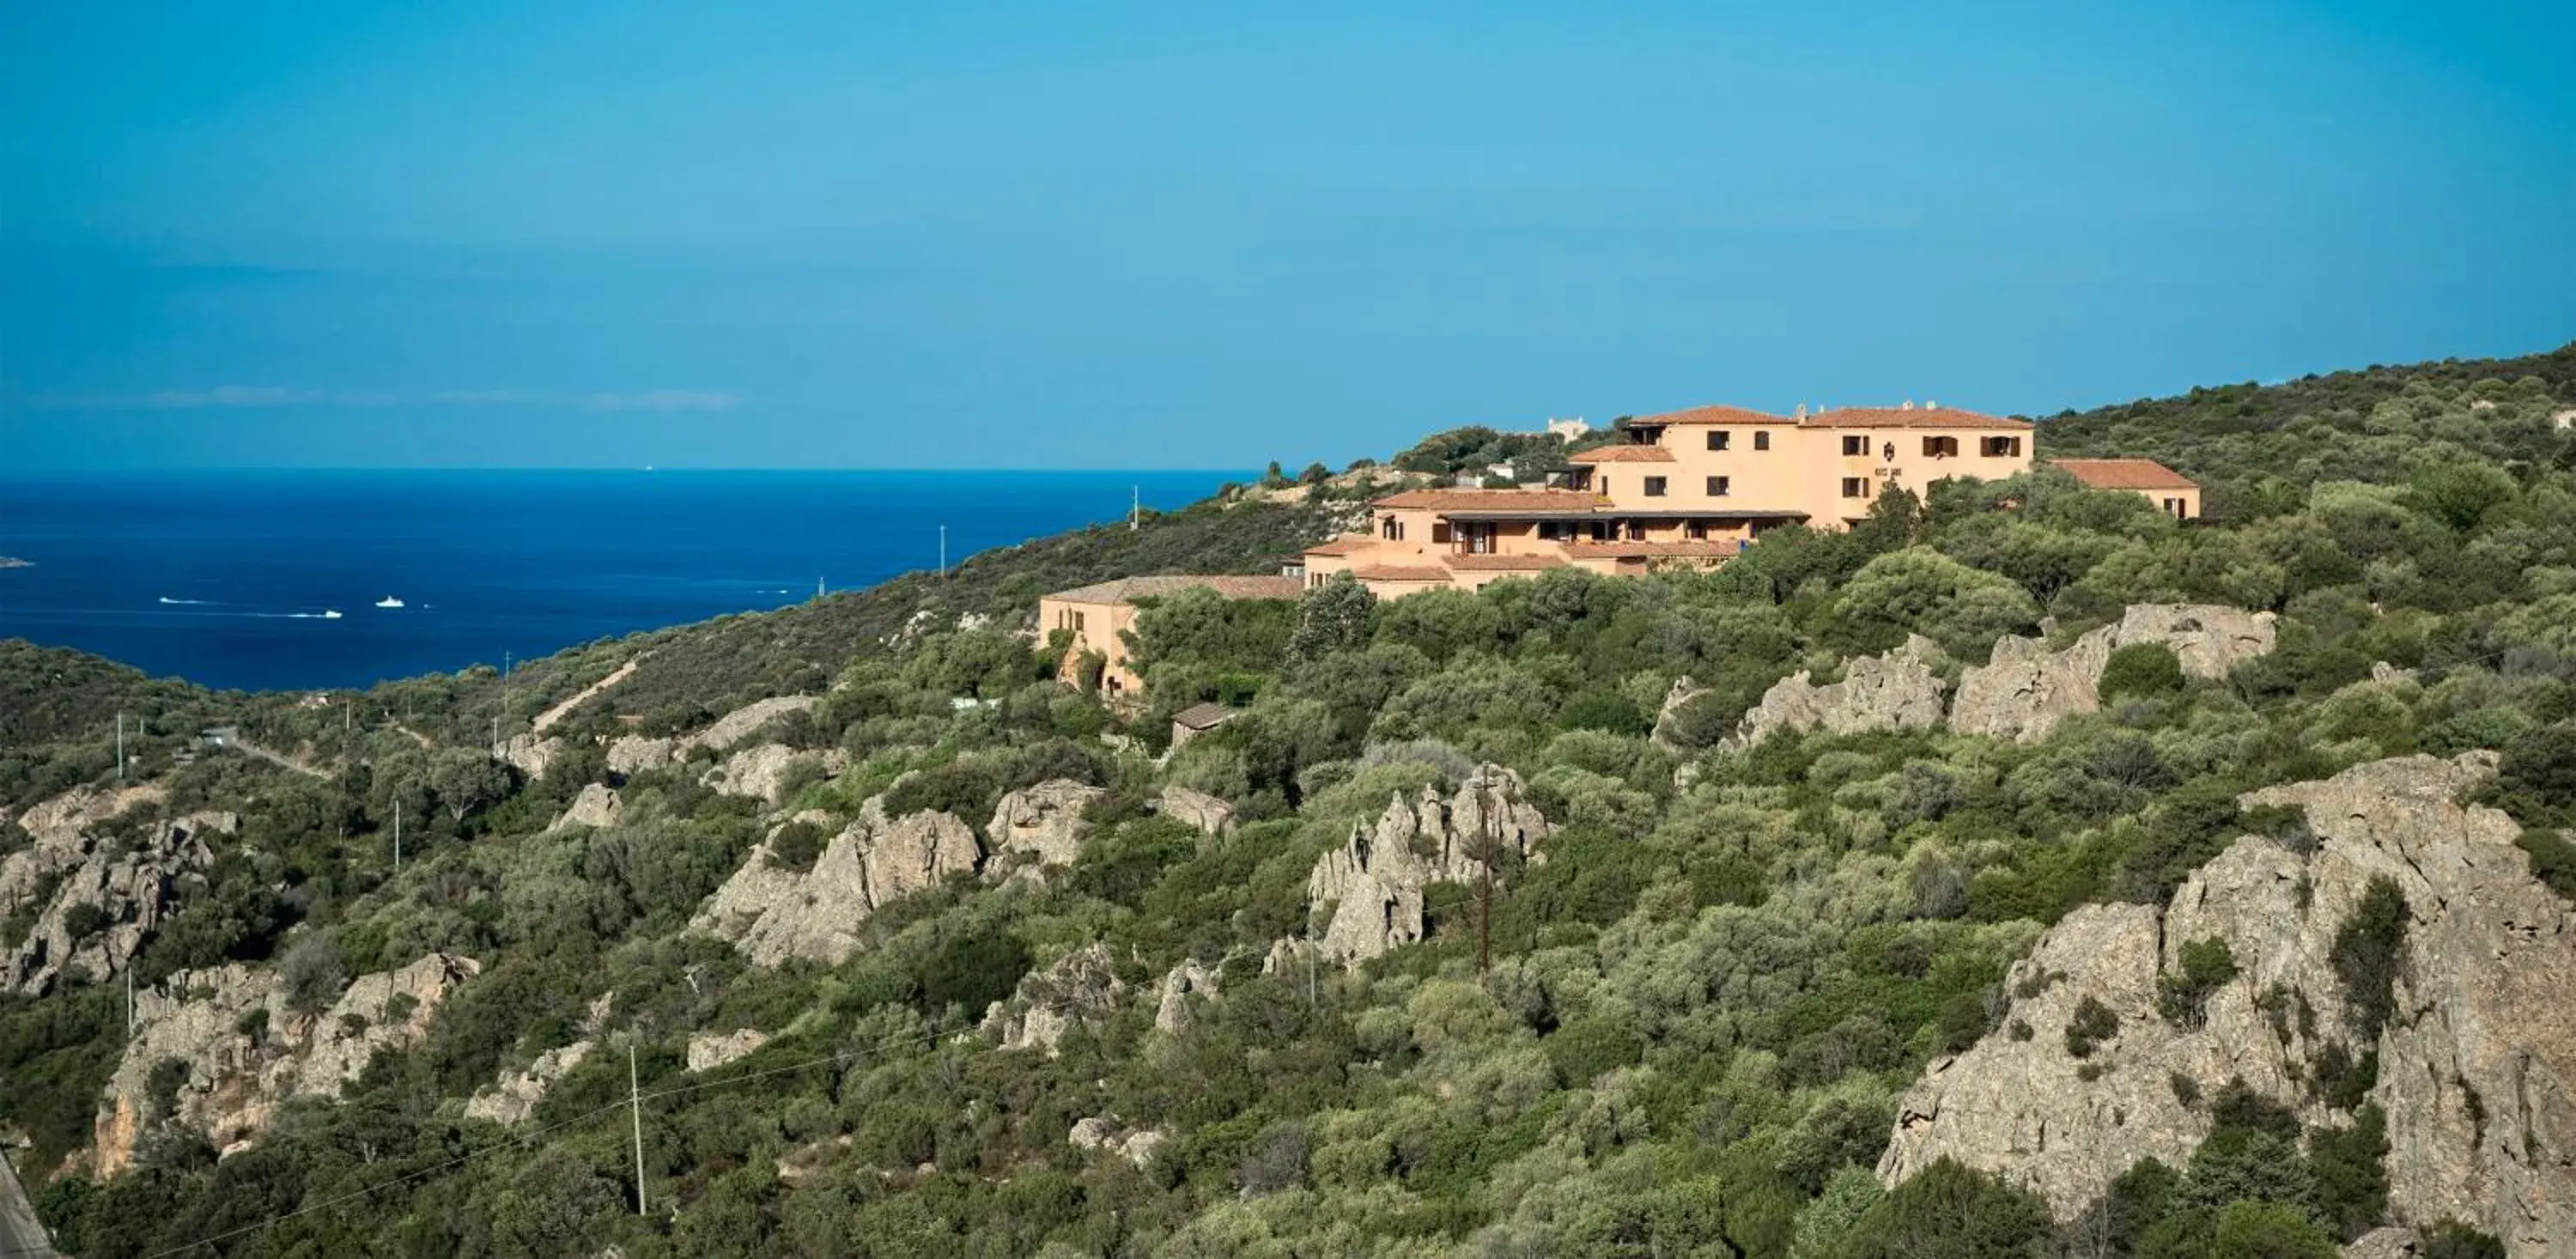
[199,726,240,749]
[1170,702,1239,750]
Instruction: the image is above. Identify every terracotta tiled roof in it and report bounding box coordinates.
[1564,540,1741,559]
[2051,458,2197,490]
[1045,574,1304,604]
[1445,554,1569,571]
[1371,489,1609,512]
[1170,702,1240,731]
[1349,565,1455,582]
[1627,404,1790,427]
[1800,406,2030,430]
[1569,445,1676,463]
[1302,536,1379,557]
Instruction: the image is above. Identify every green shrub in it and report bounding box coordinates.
[2066,994,2121,1059]
[767,819,828,873]
[2099,642,2187,701]
[2330,877,2410,1043]
[2159,937,2239,1029]
[2516,828,2576,903]
[2420,1219,2508,1259]
[2310,1104,2390,1241]
[1838,1157,2050,1259]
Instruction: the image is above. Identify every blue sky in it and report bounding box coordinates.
[5,1,2572,471]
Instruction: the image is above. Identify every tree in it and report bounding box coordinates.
[1285,573,1375,664]
[428,747,511,824]
[1838,1157,2051,1259]
[1829,547,2041,660]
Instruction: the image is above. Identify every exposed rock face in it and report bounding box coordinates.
[690,802,980,967]
[550,783,624,831]
[988,780,1107,868]
[1155,958,1222,1034]
[2346,1228,2424,1259]
[1068,1115,1165,1168]
[1153,785,1236,837]
[465,1040,593,1126]
[606,735,678,777]
[1305,765,1549,966]
[692,696,822,755]
[1732,635,1948,747]
[1950,604,2277,740]
[985,943,1124,1055]
[493,733,567,779]
[93,952,479,1175]
[687,1029,769,1072]
[8,784,165,851]
[605,695,822,778]
[1879,754,2575,1255]
[7,810,233,995]
[702,744,848,805]
[1649,676,1707,754]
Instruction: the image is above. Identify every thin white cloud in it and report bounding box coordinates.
[582,390,739,413]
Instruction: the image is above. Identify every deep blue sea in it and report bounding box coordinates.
[0,470,1239,693]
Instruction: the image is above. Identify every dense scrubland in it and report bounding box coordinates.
[2,343,2573,1257]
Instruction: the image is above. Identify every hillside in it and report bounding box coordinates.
[3,342,2575,1258]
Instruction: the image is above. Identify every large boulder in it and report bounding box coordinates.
[465,1040,593,1126]
[988,780,1107,868]
[604,695,822,779]
[687,1029,769,1072]
[1950,604,2276,740]
[1155,958,1223,1034]
[7,810,232,994]
[549,783,624,831]
[1152,785,1236,837]
[701,744,848,805]
[92,952,479,1175]
[1305,765,1549,966]
[1731,635,1948,747]
[984,943,1125,1055]
[1879,753,2575,1255]
[690,802,980,967]
[493,733,567,779]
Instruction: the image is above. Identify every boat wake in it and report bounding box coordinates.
[158,596,218,605]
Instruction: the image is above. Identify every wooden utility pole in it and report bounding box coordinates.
[629,1041,647,1216]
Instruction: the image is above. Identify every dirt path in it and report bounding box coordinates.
[533,654,646,733]
[228,737,330,781]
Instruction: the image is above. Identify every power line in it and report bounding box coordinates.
[136,1007,1035,1259]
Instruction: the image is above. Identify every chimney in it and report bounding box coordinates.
[1794,403,1807,419]
[1926,400,1939,411]
[1901,399,1916,411]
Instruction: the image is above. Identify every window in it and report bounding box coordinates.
[1599,477,1610,496]
[1707,475,1730,496]
[1980,435,2024,458]
[1923,435,1959,458]
[1684,520,1708,539]
[1625,521,1647,541]
[1842,477,1869,498]
[1431,522,1453,544]
[1380,516,1403,540]
[1753,431,1770,451]
[1590,521,1614,542]
[1643,476,1668,497]
[1842,435,1868,456]
[1706,430,1730,451]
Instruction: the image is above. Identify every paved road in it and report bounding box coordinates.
[0,1148,57,1259]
